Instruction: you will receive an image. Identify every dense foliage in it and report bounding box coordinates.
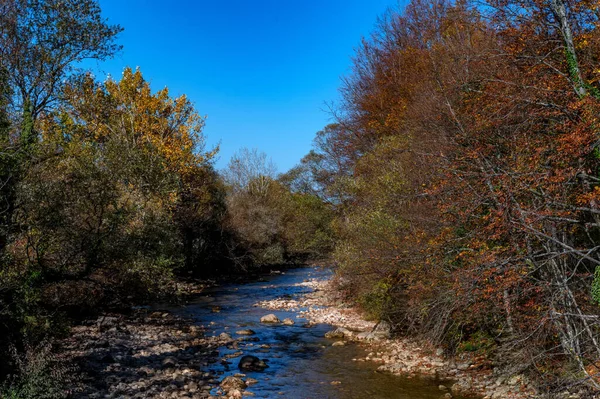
[0,1,333,395]
[285,0,600,393]
[6,0,600,396]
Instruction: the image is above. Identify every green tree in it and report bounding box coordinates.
[0,0,122,120]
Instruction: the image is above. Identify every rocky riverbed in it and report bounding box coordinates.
[256,276,541,399]
[59,310,227,398]
[57,266,546,399]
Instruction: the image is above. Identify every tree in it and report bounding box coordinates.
[8,67,219,303]
[223,147,277,195]
[311,0,600,392]
[0,0,122,121]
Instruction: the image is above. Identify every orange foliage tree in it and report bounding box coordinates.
[309,0,600,391]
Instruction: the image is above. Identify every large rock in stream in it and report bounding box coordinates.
[260,314,280,323]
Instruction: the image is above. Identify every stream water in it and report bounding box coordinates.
[171,266,468,399]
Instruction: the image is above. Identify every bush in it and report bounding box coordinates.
[1,339,69,399]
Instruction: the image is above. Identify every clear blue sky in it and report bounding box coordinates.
[91,0,404,172]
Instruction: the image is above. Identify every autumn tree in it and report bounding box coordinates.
[309,0,600,393]
[8,68,221,307]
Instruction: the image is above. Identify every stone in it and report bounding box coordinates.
[236,329,256,336]
[507,375,522,385]
[282,318,295,325]
[438,385,448,391]
[229,388,243,398]
[162,356,178,368]
[238,355,268,371]
[245,378,258,386]
[97,316,120,331]
[332,341,345,346]
[372,321,391,338]
[188,381,199,392]
[324,327,352,339]
[220,332,233,340]
[260,314,280,323]
[456,362,470,371]
[220,376,247,392]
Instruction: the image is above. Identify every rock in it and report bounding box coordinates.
[260,314,280,323]
[245,378,258,386]
[507,374,522,385]
[238,355,268,371]
[456,362,470,371]
[372,321,391,338]
[441,394,452,399]
[450,380,472,394]
[162,356,178,368]
[97,315,119,331]
[438,385,449,391]
[236,329,256,335]
[332,341,345,346]
[220,376,247,392]
[282,318,295,325]
[220,332,233,340]
[324,327,352,339]
[188,381,199,392]
[228,388,243,398]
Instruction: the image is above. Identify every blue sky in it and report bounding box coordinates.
[91,0,404,172]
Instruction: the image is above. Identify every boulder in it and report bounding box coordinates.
[260,314,280,323]
[238,355,268,371]
[282,318,295,325]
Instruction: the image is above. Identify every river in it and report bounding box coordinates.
[168,266,469,399]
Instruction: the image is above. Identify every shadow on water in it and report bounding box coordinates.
[167,267,471,399]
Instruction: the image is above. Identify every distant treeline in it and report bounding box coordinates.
[0,1,332,396]
[282,0,600,394]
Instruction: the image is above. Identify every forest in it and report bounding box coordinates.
[2,0,600,397]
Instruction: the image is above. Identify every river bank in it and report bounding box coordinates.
[59,309,230,398]
[55,266,563,398]
[255,275,543,399]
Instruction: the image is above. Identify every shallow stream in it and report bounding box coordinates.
[172,266,468,399]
